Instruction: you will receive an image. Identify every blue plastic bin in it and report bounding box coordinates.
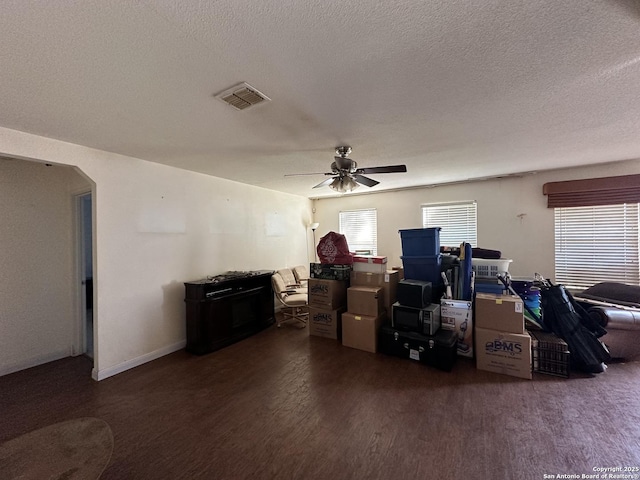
[474,283,506,295]
[399,228,441,256]
[400,254,442,284]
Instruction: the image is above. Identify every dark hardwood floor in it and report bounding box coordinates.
[2,319,640,480]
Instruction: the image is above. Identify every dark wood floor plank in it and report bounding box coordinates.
[2,320,640,480]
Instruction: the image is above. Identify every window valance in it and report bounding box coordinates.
[542,174,640,208]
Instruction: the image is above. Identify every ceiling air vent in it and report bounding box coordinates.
[215,82,271,111]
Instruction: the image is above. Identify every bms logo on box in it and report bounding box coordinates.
[310,284,329,294]
[312,313,332,324]
[485,339,522,356]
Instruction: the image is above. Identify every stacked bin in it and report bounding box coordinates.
[399,228,443,296]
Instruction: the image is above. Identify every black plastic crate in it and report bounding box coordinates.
[530,330,570,378]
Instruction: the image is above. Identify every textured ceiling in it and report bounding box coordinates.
[1,0,640,198]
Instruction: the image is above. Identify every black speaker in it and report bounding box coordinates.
[396,279,432,308]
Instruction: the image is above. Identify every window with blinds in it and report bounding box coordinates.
[555,204,640,290]
[421,202,477,247]
[339,208,377,255]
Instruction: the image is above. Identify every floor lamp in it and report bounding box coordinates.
[310,223,319,262]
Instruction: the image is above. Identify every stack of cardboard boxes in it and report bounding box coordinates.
[342,285,386,352]
[308,277,349,339]
[475,292,532,379]
[307,254,401,352]
[341,256,400,353]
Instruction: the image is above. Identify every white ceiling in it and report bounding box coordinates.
[2,0,640,198]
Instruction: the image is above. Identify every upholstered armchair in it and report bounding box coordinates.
[276,268,307,295]
[292,265,309,288]
[271,271,308,327]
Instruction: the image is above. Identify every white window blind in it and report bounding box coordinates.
[339,208,377,255]
[422,202,477,247]
[555,204,640,290]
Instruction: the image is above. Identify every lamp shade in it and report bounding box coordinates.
[310,222,320,230]
[329,176,359,193]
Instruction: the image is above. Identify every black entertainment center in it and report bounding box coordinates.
[184,270,275,355]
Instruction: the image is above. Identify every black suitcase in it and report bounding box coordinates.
[378,324,457,372]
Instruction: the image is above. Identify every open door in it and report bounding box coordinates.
[75,192,94,358]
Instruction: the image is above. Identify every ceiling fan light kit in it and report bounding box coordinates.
[285,146,407,194]
[329,176,358,193]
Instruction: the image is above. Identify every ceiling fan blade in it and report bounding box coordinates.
[354,174,379,187]
[355,164,407,175]
[313,177,337,189]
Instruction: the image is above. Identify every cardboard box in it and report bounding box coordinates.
[353,255,388,264]
[392,266,404,279]
[347,286,384,317]
[475,293,524,334]
[350,270,399,313]
[342,311,386,353]
[309,263,353,281]
[308,307,345,340]
[352,255,388,274]
[475,327,532,380]
[308,279,348,309]
[440,299,473,358]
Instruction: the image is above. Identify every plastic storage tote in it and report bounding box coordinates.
[399,228,441,256]
[400,254,442,284]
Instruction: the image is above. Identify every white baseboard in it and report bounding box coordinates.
[0,348,71,378]
[92,340,187,381]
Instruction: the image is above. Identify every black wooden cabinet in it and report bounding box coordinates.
[184,271,275,355]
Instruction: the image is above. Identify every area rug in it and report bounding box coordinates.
[0,417,114,480]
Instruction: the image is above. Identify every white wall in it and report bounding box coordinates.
[313,159,640,280]
[0,127,313,380]
[0,159,89,376]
